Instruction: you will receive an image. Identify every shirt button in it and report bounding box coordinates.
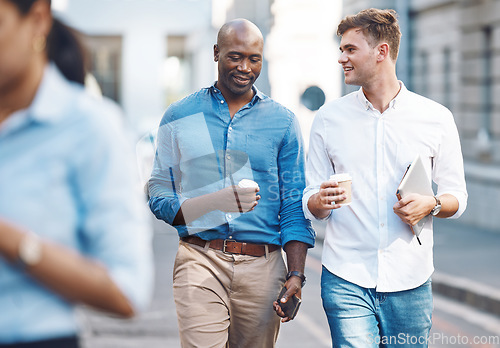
[227,214,232,219]
[228,235,233,239]
[228,126,233,132]
[221,100,225,104]
[226,154,231,160]
[380,223,385,227]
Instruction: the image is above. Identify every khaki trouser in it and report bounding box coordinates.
[173,240,287,348]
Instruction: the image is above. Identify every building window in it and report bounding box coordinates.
[473,25,494,159]
[443,47,452,109]
[84,35,122,103]
[417,51,429,97]
[480,26,492,134]
[163,35,191,106]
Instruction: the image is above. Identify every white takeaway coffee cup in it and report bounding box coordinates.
[329,173,352,206]
[238,179,259,189]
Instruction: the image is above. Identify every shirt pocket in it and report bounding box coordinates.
[245,135,276,173]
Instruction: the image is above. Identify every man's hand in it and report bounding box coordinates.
[214,185,260,213]
[173,185,260,225]
[393,193,435,226]
[307,180,346,219]
[273,241,308,322]
[273,275,302,323]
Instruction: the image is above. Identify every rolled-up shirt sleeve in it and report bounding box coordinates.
[148,110,187,225]
[303,110,334,221]
[433,110,468,218]
[278,116,315,248]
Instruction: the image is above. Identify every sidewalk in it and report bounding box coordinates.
[77,220,181,347]
[432,218,500,316]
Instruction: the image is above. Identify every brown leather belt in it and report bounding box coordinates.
[181,236,280,257]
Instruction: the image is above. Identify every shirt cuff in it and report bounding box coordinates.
[281,227,316,248]
[302,187,332,221]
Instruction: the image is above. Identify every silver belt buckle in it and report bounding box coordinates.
[223,239,235,254]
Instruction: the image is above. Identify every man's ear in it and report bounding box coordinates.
[377,43,390,62]
[213,44,219,62]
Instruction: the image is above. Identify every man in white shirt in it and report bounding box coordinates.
[303,8,467,347]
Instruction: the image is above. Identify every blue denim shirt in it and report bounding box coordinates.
[148,84,315,247]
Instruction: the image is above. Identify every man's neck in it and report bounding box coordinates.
[362,75,401,114]
[217,84,255,118]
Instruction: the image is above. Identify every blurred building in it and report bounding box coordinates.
[342,0,500,232]
[53,0,218,134]
[266,0,342,150]
[53,0,342,142]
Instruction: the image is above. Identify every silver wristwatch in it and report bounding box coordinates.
[18,233,43,267]
[430,196,442,216]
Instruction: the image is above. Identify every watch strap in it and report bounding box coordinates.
[431,196,441,216]
[286,271,306,287]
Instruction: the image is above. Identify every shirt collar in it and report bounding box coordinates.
[211,82,264,105]
[356,81,407,111]
[0,64,74,136]
[28,63,75,124]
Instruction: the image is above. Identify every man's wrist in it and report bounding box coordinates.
[430,196,442,216]
[286,271,306,288]
[308,193,330,219]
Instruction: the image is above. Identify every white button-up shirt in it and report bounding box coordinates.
[303,83,467,292]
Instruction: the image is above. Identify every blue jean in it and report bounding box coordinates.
[321,267,432,348]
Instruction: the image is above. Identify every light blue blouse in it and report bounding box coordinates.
[0,64,153,343]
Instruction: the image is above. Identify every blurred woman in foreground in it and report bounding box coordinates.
[0,0,153,346]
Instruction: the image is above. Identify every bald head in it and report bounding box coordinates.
[213,18,264,101]
[217,18,263,48]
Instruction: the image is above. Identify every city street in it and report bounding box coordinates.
[1,1,499,347]
[78,218,500,347]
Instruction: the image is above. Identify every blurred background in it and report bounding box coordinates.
[50,0,499,346]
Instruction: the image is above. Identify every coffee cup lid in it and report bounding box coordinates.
[329,173,352,182]
[238,179,259,189]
